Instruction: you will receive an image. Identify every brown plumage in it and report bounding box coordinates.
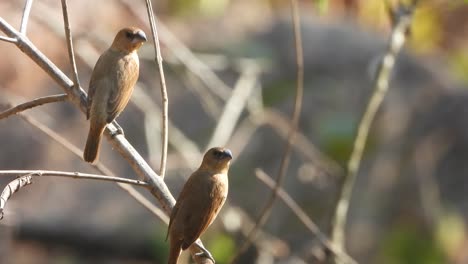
[83,27,146,163]
[167,147,233,264]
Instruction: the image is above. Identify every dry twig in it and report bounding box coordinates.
[0,94,67,120]
[0,175,33,220]
[255,169,357,264]
[330,2,417,260]
[0,170,149,187]
[60,0,81,88]
[19,0,33,34]
[144,0,169,179]
[231,0,304,261]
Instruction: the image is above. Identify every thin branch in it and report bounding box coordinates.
[206,62,260,149]
[19,0,34,34]
[0,175,33,220]
[17,112,168,224]
[0,94,67,120]
[231,0,304,261]
[144,0,169,179]
[0,13,211,263]
[0,35,17,43]
[119,0,231,100]
[60,0,81,88]
[0,170,149,187]
[330,3,417,259]
[0,16,173,214]
[255,169,357,264]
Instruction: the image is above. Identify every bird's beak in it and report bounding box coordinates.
[134,30,147,43]
[223,149,233,160]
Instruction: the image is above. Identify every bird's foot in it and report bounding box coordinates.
[195,244,215,263]
[110,121,124,137]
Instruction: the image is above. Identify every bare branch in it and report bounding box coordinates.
[206,62,260,149]
[0,170,149,187]
[119,0,231,100]
[144,0,169,179]
[232,0,304,261]
[0,16,174,214]
[19,0,34,34]
[61,0,81,88]
[0,35,17,43]
[0,175,33,220]
[331,2,417,259]
[255,169,357,264]
[0,94,67,120]
[17,112,168,224]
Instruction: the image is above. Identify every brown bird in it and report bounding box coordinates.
[83,27,146,163]
[167,147,233,264]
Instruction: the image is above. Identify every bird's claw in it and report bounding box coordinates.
[195,246,215,263]
[111,121,124,137]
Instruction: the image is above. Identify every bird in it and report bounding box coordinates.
[167,147,233,264]
[83,27,146,163]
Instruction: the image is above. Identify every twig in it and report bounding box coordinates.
[60,0,81,88]
[119,0,231,100]
[206,62,260,149]
[0,35,17,43]
[231,0,304,261]
[17,112,168,224]
[19,0,33,34]
[0,14,211,263]
[0,170,149,187]
[0,16,172,212]
[144,0,169,179]
[131,86,201,170]
[0,175,33,220]
[0,94,67,120]
[255,169,357,264]
[330,3,417,260]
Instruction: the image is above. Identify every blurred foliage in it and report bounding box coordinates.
[380,225,446,264]
[436,210,465,258]
[317,114,356,165]
[169,0,229,17]
[207,233,236,264]
[151,228,170,263]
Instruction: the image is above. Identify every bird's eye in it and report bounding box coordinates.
[125,31,133,39]
[213,150,222,158]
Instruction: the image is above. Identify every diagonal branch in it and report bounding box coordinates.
[0,175,33,220]
[206,62,260,149]
[0,94,68,120]
[144,0,169,179]
[231,0,304,261]
[0,170,149,187]
[0,16,173,215]
[255,169,357,264]
[330,2,417,260]
[17,112,169,224]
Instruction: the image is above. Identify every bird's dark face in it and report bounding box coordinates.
[123,28,147,44]
[112,27,147,52]
[200,147,233,173]
[209,147,233,161]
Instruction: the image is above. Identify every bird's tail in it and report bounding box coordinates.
[83,123,105,163]
[168,239,182,264]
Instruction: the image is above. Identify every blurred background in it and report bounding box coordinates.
[1,0,468,263]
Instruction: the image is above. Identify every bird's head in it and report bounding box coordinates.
[111,27,147,53]
[200,147,233,174]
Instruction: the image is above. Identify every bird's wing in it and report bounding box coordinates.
[166,202,180,241]
[106,54,139,122]
[181,175,227,250]
[86,53,108,120]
